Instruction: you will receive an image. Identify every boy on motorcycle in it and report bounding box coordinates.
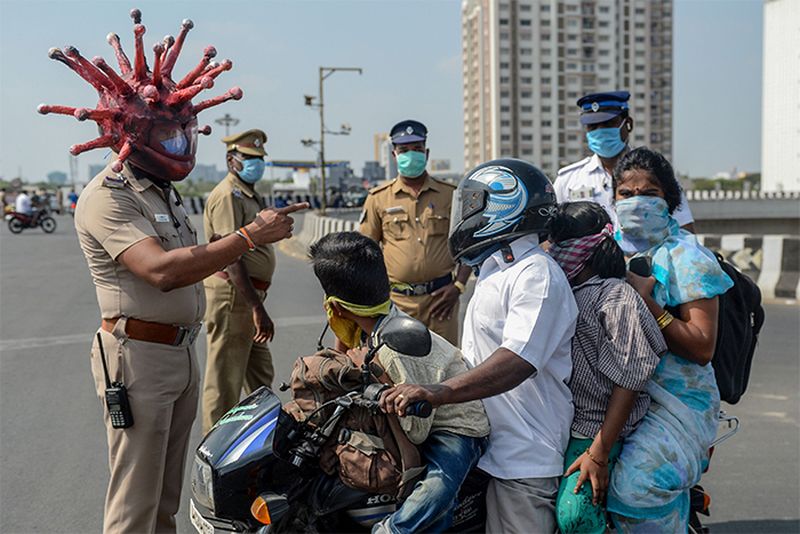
[309,232,490,534]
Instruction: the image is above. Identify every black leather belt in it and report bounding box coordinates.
[391,274,454,296]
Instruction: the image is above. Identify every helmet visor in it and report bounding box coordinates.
[449,187,486,239]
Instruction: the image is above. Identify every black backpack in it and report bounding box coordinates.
[710,252,765,404]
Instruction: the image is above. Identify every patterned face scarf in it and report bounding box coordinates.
[614,196,675,254]
[548,223,614,281]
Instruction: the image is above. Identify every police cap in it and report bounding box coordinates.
[221,129,268,157]
[390,120,428,145]
[577,91,630,125]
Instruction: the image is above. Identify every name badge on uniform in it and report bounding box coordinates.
[386,206,404,214]
[154,213,170,223]
[569,186,596,200]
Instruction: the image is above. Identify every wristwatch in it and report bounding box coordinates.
[453,280,466,294]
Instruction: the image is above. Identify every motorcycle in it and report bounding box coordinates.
[6,207,57,234]
[190,314,489,534]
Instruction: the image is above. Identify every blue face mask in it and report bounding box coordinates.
[160,134,188,156]
[396,150,427,178]
[586,123,627,158]
[235,157,265,184]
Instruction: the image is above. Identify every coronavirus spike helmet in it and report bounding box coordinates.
[448,159,557,266]
[38,8,243,181]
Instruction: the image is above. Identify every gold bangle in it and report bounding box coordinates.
[454,280,466,294]
[655,310,670,325]
[658,313,674,330]
[585,448,607,467]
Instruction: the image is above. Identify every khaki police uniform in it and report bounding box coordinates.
[360,175,459,344]
[75,162,203,534]
[201,129,276,433]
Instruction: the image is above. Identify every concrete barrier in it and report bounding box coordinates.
[295,213,799,301]
[698,234,800,300]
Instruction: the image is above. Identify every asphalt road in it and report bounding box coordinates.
[1,214,798,533]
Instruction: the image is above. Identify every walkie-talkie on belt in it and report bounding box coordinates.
[96,332,134,429]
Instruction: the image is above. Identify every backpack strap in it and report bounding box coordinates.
[384,412,425,500]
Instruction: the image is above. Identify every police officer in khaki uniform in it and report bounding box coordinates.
[359,120,470,345]
[75,159,305,533]
[202,129,277,433]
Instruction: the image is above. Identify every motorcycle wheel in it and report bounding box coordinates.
[40,217,57,233]
[8,218,24,234]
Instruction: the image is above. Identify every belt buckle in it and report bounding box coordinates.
[174,324,201,346]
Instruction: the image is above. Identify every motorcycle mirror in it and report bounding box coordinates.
[372,315,432,357]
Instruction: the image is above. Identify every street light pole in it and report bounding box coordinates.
[215,113,240,137]
[317,66,361,215]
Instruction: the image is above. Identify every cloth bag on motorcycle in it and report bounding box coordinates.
[284,348,424,499]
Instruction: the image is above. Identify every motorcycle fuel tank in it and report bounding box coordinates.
[193,386,295,529]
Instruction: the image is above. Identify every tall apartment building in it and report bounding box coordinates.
[761,0,800,192]
[462,0,673,177]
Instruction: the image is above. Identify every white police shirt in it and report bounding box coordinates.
[554,153,694,227]
[461,234,577,479]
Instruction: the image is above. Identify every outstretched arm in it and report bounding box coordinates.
[380,347,535,416]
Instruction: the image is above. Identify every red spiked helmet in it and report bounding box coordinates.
[39,8,243,180]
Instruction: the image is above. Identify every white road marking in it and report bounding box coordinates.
[753,393,790,401]
[0,315,326,351]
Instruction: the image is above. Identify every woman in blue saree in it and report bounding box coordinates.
[606,147,733,532]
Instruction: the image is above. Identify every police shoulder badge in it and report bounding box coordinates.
[102,174,126,189]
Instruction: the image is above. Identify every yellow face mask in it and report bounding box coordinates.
[324,296,392,349]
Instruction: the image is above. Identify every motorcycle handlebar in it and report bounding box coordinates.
[352,394,432,418]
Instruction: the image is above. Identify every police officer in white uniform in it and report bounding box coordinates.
[554,91,695,231]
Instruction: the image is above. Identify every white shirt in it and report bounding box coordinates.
[15,193,32,215]
[554,153,694,226]
[462,234,578,479]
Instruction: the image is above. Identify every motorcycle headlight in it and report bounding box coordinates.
[191,455,215,513]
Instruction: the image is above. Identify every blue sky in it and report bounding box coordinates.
[0,0,762,182]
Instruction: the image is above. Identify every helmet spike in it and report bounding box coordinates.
[199,125,212,136]
[73,107,121,122]
[166,76,213,106]
[38,103,79,116]
[151,43,165,87]
[92,57,134,97]
[70,133,119,156]
[161,19,193,78]
[176,46,217,89]
[203,59,232,82]
[193,86,243,114]
[132,24,148,81]
[63,46,115,93]
[111,140,133,172]
[106,33,132,75]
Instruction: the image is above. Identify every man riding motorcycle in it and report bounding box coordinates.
[308,231,490,534]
